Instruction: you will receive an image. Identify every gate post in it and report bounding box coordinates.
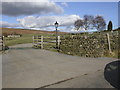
[32,36,34,44]
[58,36,60,49]
[106,33,112,53]
[41,36,43,49]
[2,36,5,50]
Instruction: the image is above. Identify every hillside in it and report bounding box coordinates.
[1,28,66,35]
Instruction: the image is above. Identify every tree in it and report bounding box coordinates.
[108,21,113,31]
[74,19,83,30]
[83,15,94,30]
[74,15,94,30]
[93,15,106,31]
[74,15,106,31]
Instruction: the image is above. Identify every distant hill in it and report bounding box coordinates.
[1,28,66,35]
[113,27,120,31]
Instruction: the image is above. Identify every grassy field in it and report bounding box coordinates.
[1,28,66,46]
[5,33,57,46]
[5,34,33,46]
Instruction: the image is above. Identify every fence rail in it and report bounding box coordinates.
[32,35,61,49]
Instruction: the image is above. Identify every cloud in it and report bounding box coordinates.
[17,15,80,28]
[1,0,64,16]
[61,2,68,7]
[0,21,21,28]
[30,26,76,32]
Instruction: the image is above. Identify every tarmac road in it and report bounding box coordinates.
[45,70,113,88]
[2,43,118,88]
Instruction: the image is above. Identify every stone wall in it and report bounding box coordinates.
[60,31,118,58]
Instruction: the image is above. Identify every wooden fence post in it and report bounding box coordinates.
[2,36,5,50]
[41,36,43,49]
[37,36,38,44]
[106,33,112,53]
[32,36,34,44]
[58,36,60,49]
[3,36,5,46]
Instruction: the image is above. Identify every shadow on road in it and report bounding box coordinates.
[104,60,120,89]
[10,47,33,50]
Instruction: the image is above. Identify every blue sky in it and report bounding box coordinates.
[1,1,118,32]
[60,2,118,29]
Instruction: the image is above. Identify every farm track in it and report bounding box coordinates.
[2,43,118,88]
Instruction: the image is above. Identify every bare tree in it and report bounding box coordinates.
[74,15,94,30]
[74,19,83,30]
[74,15,106,31]
[83,15,94,30]
[93,15,106,30]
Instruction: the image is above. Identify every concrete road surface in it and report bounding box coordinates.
[2,44,118,88]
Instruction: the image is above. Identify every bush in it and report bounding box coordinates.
[3,33,8,37]
[2,46,9,50]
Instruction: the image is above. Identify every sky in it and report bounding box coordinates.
[0,0,119,32]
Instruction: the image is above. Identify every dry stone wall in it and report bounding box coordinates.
[60,31,118,58]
